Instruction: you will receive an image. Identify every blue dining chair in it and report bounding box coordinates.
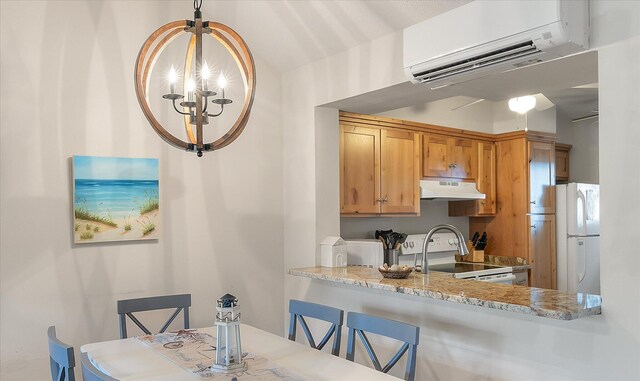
[47,326,75,381]
[80,352,119,381]
[117,294,191,339]
[288,299,344,356]
[345,312,420,381]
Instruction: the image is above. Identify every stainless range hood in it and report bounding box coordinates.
[420,180,486,200]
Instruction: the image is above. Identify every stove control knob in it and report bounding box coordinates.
[410,241,414,248]
[448,238,455,245]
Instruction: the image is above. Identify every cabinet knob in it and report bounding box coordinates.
[383,195,388,203]
[531,224,537,229]
[530,200,536,204]
[481,201,486,206]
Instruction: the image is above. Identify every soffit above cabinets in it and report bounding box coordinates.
[328,51,598,116]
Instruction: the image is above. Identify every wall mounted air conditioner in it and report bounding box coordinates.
[404,0,589,88]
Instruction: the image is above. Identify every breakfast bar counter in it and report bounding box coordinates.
[288,266,601,321]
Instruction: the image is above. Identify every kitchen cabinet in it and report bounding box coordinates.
[555,143,572,183]
[340,125,420,215]
[422,134,477,180]
[469,134,557,289]
[448,141,497,216]
[528,141,556,214]
[529,214,556,289]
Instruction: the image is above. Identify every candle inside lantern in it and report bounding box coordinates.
[217,73,227,99]
[168,66,178,94]
[202,61,210,92]
[187,78,195,102]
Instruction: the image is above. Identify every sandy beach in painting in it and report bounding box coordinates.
[73,209,159,242]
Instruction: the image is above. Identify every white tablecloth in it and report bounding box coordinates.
[81,325,398,381]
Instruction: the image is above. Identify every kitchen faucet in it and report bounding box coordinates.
[415,224,469,274]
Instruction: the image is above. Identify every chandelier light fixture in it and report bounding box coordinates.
[508,96,536,114]
[135,0,256,157]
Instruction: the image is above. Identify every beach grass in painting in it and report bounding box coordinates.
[73,156,159,243]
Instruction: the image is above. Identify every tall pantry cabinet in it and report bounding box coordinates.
[470,134,557,289]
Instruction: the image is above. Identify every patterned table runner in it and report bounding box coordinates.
[137,330,308,380]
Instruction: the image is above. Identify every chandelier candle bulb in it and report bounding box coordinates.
[168,66,178,94]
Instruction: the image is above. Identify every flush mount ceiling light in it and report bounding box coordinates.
[135,0,256,157]
[508,96,537,114]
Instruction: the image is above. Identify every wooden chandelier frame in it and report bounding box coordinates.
[134,18,256,155]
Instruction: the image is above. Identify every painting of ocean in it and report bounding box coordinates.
[73,156,159,243]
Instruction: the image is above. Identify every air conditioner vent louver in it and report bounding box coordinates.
[412,41,542,83]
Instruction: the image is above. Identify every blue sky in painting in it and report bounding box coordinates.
[74,156,158,181]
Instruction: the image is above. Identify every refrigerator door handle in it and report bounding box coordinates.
[577,238,587,283]
[577,190,588,237]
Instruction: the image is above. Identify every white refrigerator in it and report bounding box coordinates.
[556,183,600,294]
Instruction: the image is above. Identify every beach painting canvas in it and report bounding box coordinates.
[73,156,159,243]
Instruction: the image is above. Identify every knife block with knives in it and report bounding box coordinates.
[463,232,487,263]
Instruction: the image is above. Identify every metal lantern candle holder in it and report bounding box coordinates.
[134,0,256,157]
[213,294,245,371]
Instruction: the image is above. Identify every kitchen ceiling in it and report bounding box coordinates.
[330,51,599,119]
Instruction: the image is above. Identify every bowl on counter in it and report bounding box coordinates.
[378,265,414,279]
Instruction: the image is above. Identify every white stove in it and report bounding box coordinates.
[399,233,515,284]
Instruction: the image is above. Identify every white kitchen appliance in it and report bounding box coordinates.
[420,180,485,200]
[403,0,589,87]
[345,239,384,268]
[400,233,515,284]
[556,183,600,294]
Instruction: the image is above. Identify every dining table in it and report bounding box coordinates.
[80,324,399,380]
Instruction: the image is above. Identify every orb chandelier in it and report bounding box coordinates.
[135,0,256,157]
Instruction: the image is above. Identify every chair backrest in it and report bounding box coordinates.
[47,326,75,381]
[288,299,344,356]
[80,352,119,381]
[117,294,191,339]
[345,312,420,381]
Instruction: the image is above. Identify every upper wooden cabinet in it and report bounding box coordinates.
[422,134,477,180]
[528,141,556,214]
[448,141,496,216]
[340,125,419,216]
[340,125,380,214]
[555,143,572,183]
[380,129,421,214]
[477,141,497,215]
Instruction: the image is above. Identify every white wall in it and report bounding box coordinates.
[556,113,600,184]
[377,96,495,133]
[283,1,640,380]
[0,1,283,380]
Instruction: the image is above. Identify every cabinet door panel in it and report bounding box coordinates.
[556,149,569,181]
[529,215,556,289]
[477,142,496,215]
[422,134,450,178]
[340,126,380,214]
[381,130,419,214]
[450,138,477,180]
[529,142,555,214]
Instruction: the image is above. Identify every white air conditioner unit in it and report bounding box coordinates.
[404,0,589,88]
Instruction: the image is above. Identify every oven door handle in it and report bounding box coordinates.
[479,274,516,283]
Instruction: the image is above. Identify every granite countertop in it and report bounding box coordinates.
[288,266,601,320]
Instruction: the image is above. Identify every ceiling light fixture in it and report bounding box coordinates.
[508,96,537,114]
[135,0,256,157]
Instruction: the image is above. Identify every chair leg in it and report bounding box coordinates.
[184,307,190,329]
[119,313,127,339]
[331,325,341,356]
[346,327,356,361]
[405,346,417,381]
[287,313,296,341]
